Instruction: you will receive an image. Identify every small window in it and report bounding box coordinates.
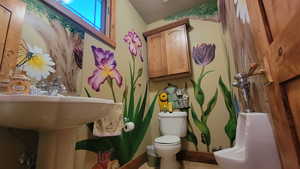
[57,0,106,32]
[42,0,116,48]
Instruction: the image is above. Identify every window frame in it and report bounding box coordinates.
[41,0,116,48]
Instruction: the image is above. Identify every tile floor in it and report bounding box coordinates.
[140,161,221,169]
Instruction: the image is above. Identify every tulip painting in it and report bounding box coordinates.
[190,43,218,152]
[192,43,216,66]
[88,46,123,102]
[123,31,143,62]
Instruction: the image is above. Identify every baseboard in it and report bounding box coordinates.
[119,152,147,169]
[119,150,217,169]
[177,151,217,164]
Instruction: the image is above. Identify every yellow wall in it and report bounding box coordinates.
[77,0,150,168]
[1,0,236,168]
[146,19,232,151]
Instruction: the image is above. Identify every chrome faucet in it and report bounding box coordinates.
[34,76,67,96]
[232,72,252,113]
[232,62,274,113]
[232,64,265,113]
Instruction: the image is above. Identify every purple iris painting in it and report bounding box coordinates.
[88,46,122,102]
[123,31,143,62]
[192,43,216,66]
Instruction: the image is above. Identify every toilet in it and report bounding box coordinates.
[154,111,187,169]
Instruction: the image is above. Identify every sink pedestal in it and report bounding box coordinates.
[37,128,78,169]
[0,95,122,169]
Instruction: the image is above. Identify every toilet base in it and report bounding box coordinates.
[160,155,181,169]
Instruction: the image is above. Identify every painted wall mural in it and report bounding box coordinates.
[152,41,238,153]
[19,0,84,94]
[219,0,270,113]
[87,46,123,102]
[189,42,239,151]
[17,41,56,81]
[164,0,218,22]
[190,43,218,152]
[76,31,157,168]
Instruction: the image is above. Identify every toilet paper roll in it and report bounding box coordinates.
[124,122,135,132]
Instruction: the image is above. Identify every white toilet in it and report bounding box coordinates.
[214,113,281,169]
[154,111,187,169]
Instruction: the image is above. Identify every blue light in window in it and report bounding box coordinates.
[57,0,105,31]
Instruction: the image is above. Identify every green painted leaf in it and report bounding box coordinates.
[219,76,238,147]
[130,93,158,157]
[198,71,214,85]
[186,130,198,147]
[191,77,204,107]
[110,135,130,165]
[195,85,205,107]
[122,85,128,102]
[193,71,214,107]
[129,64,133,84]
[134,96,143,120]
[225,118,237,147]
[202,89,218,123]
[219,77,234,116]
[134,85,148,130]
[191,107,211,145]
[128,86,136,121]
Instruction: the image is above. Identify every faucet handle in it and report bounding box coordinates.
[247,59,274,85]
[247,63,259,77]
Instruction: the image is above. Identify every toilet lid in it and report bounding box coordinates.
[155,135,180,144]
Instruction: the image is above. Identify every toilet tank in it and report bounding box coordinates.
[158,111,187,137]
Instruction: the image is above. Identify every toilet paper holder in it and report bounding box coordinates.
[123,118,135,132]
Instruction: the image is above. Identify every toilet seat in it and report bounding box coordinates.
[155,135,180,145]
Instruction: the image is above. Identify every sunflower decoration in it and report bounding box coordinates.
[17,40,55,81]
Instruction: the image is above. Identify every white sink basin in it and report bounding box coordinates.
[0,95,122,169]
[0,95,120,130]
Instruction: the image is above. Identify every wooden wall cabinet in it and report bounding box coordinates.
[0,0,26,79]
[144,19,191,80]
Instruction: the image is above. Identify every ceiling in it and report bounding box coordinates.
[129,0,207,24]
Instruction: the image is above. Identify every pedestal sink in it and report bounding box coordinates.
[0,95,122,169]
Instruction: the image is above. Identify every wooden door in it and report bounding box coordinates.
[0,0,26,79]
[164,25,190,76]
[247,0,300,168]
[147,33,167,78]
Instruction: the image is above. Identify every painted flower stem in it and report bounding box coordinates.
[107,77,117,103]
[206,145,210,152]
[187,118,199,151]
[132,56,136,82]
[199,66,206,114]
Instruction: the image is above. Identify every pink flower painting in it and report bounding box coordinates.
[123,31,143,62]
[88,46,122,94]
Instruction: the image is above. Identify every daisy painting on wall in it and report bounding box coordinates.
[17,0,85,94]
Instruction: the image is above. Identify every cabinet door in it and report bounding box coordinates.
[147,33,167,78]
[164,25,190,75]
[0,0,26,78]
